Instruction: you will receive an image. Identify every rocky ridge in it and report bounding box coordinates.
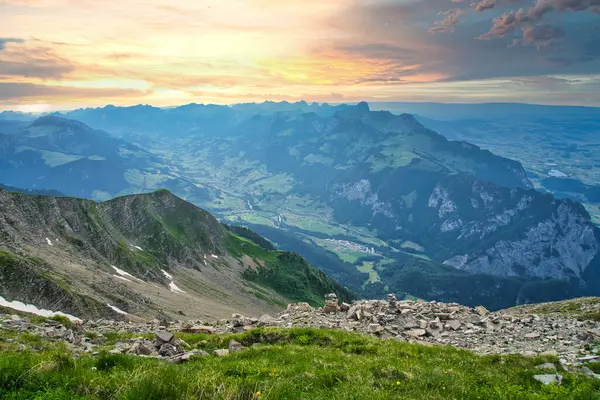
[2,296,600,379]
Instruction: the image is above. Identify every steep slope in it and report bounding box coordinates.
[0,188,351,320]
[0,116,210,202]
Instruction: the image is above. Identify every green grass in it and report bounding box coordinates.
[1,328,599,399]
[356,262,381,287]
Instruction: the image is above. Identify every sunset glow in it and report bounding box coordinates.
[1,0,599,109]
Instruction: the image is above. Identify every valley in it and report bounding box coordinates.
[1,101,599,311]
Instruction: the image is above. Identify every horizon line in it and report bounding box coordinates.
[2,99,600,114]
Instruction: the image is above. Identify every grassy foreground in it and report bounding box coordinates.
[1,328,599,400]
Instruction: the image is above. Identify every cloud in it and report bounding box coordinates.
[429,8,464,33]
[516,23,565,46]
[0,37,24,50]
[471,0,522,12]
[478,9,531,39]
[475,0,600,43]
[0,44,74,78]
[324,1,600,84]
[0,82,145,101]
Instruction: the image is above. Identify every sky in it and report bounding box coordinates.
[1,0,600,111]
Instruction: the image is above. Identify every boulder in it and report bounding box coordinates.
[405,329,427,338]
[533,374,563,385]
[131,342,154,356]
[158,343,178,357]
[232,314,250,327]
[475,306,489,316]
[214,349,229,357]
[182,326,216,334]
[445,320,461,331]
[257,314,275,327]
[536,363,557,371]
[368,323,385,334]
[525,332,541,339]
[155,331,174,343]
[228,340,245,353]
[340,303,351,312]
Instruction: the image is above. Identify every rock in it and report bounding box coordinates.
[214,349,229,357]
[533,374,563,385]
[475,306,489,316]
[257,314,275,327]
[445,320,461,331]
[368,323,384,334]
[182,326,216,334]
[402,318,419,330]
[582,366,600,379]
[536,363,557,371]
[340,303,351,312]
[155,331,174,343]
[405,329,427,338]
[169,349,209,364]
[158,343,178,357]
[347,305,360,321]
[63,329,75,343]
[228,340,245,353]
[232,314,250,327]
[578,355,600,362]
[131,342,154,356]
[525,333,541,339]
[287,303,312,312]
[427,320,443,336]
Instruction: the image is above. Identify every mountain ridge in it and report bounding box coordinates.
[0,188,352,320]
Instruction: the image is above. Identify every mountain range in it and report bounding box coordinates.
[1,101,599,311]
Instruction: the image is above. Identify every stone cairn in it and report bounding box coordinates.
[323,293,339,313]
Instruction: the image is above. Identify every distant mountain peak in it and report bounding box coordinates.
[30,114,84,128]
[356,101,370,113]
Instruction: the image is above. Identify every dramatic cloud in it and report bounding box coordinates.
[474,0,600,43]
[0,0,599,107]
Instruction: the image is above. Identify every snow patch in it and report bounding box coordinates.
[0,295,81,321]
[161,269,186,293]
[548,169,567,178]
[111,265,139,281]
[129,243,144,251]
[106,303,128,315]
[211,254,219,259]
[46,237,53,246]
[169,282,186,294]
